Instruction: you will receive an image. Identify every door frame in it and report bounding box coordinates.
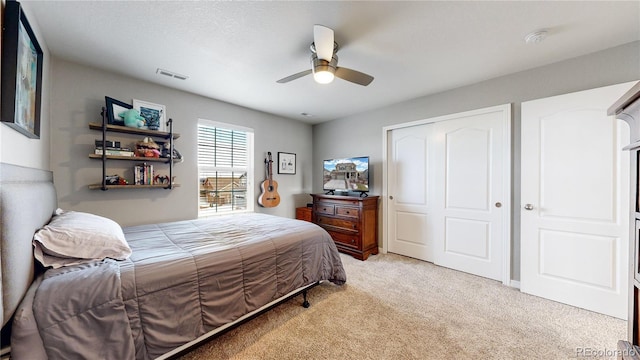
[382,104,512,285]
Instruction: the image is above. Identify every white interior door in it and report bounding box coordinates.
[386,105,511,283]
[521,83,633,319]
[431,110,509,282]
[387,124,433,262]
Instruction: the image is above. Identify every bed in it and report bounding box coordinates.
[0,163,346,359]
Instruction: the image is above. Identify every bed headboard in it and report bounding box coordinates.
[0,163,57,328]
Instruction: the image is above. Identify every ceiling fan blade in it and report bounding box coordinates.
[276,69,312,83]
[335,67,374,86]
[313,24,334,61]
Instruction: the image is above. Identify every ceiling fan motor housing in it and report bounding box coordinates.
[311,53,338,76]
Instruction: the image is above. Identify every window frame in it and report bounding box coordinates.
[197,119,254,217]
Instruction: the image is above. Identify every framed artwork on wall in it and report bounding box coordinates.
[105,96,131,126]
[278,152,296,174]
[133,99,166,131]
[1,0,44,139]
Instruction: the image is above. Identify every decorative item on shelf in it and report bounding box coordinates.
[119,108,145,128]
[135,137,161,158]
[157,141,183,160]
[133,99,166,131]
[153,174,170,185]
[105,175,128,185]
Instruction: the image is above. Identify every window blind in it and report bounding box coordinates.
[198,123,252,216]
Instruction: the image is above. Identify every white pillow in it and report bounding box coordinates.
[33,210,131,268]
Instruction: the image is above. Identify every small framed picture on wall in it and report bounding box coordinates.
[278,152,296,174]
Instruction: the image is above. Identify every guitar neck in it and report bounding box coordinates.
[266,152,274,187]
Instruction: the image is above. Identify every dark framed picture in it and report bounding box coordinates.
[1,0,44,139]
[278,152,296,174]
[105,96,132,126]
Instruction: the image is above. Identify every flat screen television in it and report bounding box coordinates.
[323,156,369,194]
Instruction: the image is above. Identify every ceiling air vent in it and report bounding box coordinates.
[156,68,189,80]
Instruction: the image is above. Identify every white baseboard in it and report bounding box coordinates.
[510,280,521,289]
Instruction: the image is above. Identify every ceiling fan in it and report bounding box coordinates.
[276,25,374,86]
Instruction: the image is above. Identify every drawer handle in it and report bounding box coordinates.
[351,239,355,244]
[345,210,349,214]
[353,225,357,229]
[323,208,327,211]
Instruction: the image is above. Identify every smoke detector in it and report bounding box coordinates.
[524,30,548,44]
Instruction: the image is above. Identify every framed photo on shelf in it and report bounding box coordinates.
[278,152,296,174]
[133,99,166,132]
[1,0,44,139]
[105,96,131,126]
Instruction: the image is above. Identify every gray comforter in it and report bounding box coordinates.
[32,213,346,359]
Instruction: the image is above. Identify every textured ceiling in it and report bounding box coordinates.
[22,1,640,123]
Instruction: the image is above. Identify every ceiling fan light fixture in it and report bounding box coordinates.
[311,54,337,84]
[276,25,373,86]
[313,69,335,84]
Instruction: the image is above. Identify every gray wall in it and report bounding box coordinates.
[50,59,313,226]
[312,41,640,282]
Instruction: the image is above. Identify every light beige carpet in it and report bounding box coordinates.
[177,253,625,360]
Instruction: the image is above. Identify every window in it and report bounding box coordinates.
[198,120,254,217]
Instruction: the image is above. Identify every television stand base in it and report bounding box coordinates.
[324,190,335,195]
[359,192,368,198]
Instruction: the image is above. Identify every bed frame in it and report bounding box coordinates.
[0,163,318,358]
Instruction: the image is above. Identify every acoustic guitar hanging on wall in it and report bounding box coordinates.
[258,152,281,207]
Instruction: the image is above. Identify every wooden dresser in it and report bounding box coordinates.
[609,81,640,359]
[311,194,379,261]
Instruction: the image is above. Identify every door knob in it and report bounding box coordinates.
[524,204,534,210]
[389,196,394,200]
[495,202,502,208]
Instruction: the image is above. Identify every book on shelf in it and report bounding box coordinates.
[134,163,154,185]
[95,148,134,157]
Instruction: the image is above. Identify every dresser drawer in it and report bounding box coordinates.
[316,215,359,232]
[314,203,335,215]
[335,206,359,218]
[328,230,360,249]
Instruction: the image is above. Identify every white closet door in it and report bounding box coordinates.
[387,123,434,262]
[431,108,509,282]
[386,104,510,283]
